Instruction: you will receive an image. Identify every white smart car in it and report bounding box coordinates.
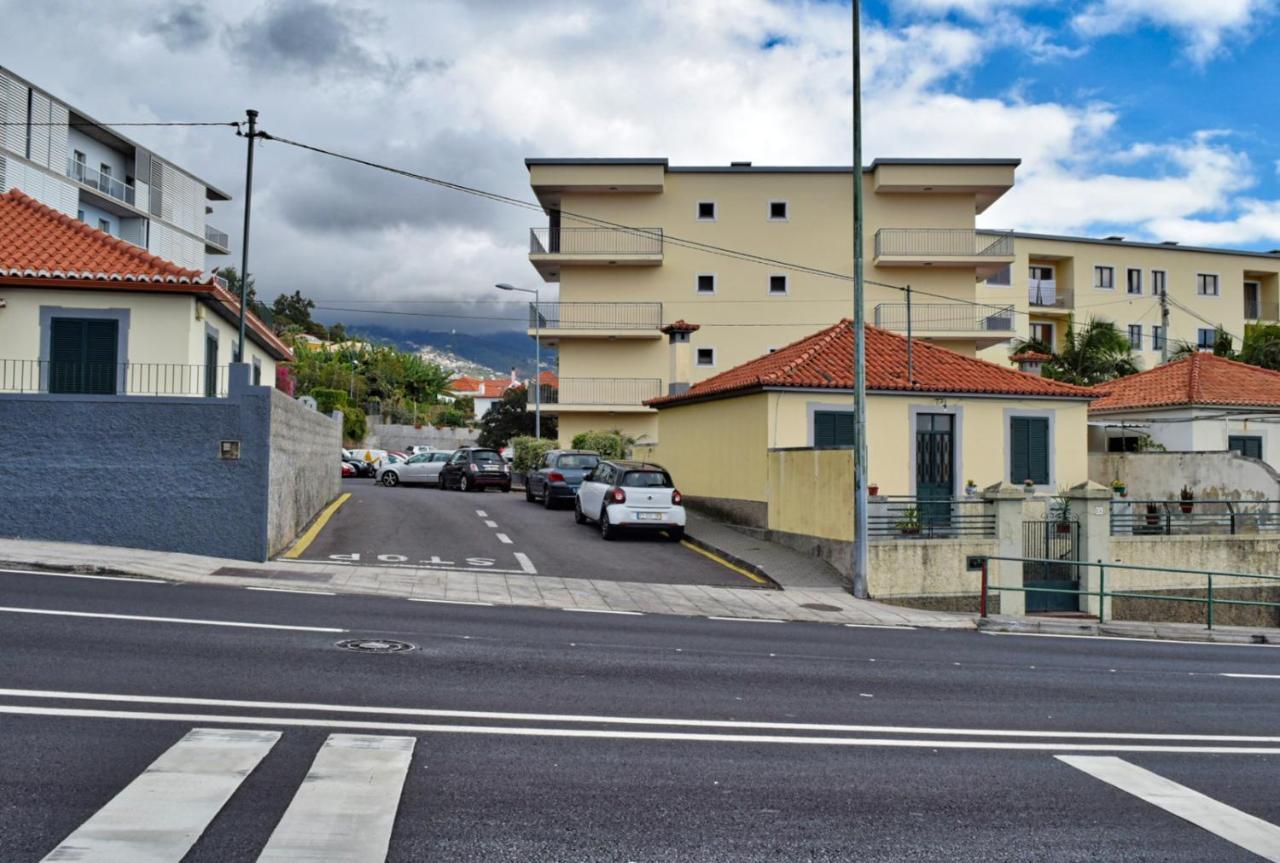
[574,460,685,541]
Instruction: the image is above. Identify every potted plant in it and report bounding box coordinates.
[868,482,879,497]
[1023,478,1036,495]
[1145,503,1160,528]
[1051,491,1073,533]
[895,506,921,536]
[965,479,978,496]
[1111,479,1127,497]
[1179,485,1194,514]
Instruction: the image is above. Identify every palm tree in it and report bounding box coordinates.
[1012,316,1140,386]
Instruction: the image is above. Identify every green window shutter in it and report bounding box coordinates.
[1010,416,1049,484]
[814,411,854,447]
[48,318,117,394]
[49,318,85,394]
[83,319,118,394]
[1229,436,1262,460]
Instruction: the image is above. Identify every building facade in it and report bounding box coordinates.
[0,64,231,272]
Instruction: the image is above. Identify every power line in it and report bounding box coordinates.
[0,120,240,127]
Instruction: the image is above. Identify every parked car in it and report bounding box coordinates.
[341,461,356,478]
[344,458,377,478]
[575,460,685,541]
[440,447,511,492]
[405,445,440,456]
[526,450,601,509]
[377,451,453,487]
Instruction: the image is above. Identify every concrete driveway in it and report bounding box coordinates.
[286,478,762,588]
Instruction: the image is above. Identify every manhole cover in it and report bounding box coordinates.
[799,603,843,612]
[337,638,416,654]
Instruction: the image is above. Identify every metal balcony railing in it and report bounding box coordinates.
[868,496,996,540]
[1244,299,1280,321]
[67,158,135,206]
[874,229,1014,258]
[529,302,662,331]
[537,377,662,406]
[530,227,663,256]
[1028,281,1073,310]
[0,359,229,397]
[205,224,230,248]
[1111,499,1280,536]
[873,303,1015,333]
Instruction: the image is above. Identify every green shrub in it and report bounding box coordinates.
[569,430,632,459]
[511,436,556,474]
[340,405,367,444]
[311,387,348,415]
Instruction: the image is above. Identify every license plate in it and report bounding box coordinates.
[636,512,663,521]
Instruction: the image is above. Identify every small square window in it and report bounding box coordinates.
[769,201,788,220]
[1094,266,1114,289]
[696,348,715,367]
[1197,274,1219,296]
[1127,268,1142,295]
[1197,328,1216,349]
[1127,324,1142,350]
[696,274,716,294]
[98,219,111,234]
[697,201,716,220]
[769,274,789,295]
[1152,326,1166,351]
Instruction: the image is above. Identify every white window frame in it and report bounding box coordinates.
[1151,325,1166,352]
[1127,323,1143,350]
[1028,264,1054,282]
[695,347,716,368]
[694,273,716,295]
[768,273,790,295]
[1126,267,1142,295]
[1196,328,1216,349]
[696,201,717,222]
[1029,321,1054,346]
[767,200,789,221]
[1151,270,1167,296]
[1094,265,1115,290]
[1197,273,1220,297]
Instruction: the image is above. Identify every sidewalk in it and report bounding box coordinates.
[978,614,1278,646]
[683,511,845,590]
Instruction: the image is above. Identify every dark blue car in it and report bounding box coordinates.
[525,450,601,509]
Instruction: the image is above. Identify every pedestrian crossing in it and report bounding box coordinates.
[40,728,415,863]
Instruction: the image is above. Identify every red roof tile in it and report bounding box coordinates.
[1089,353,1280,412]
[449,376,482,393]
[538,370,559,386]
[661,320,701,334]
[648,321,1093,406]
[1011,351,1052,363]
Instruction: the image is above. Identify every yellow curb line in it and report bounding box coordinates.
[680,540,772,587]
[281,493,351,560]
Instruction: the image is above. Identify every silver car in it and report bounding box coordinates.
[377,451,453,487]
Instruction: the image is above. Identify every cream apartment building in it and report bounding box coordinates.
[524,157,1021,444]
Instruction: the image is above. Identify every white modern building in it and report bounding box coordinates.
[0,64,231,272]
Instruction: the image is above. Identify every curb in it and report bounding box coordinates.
[680,532,782,590]
[977,616,1276,646]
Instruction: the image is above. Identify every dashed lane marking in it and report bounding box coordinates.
[0,568,167,585]
[844,623,915,631]
[246,587,336,596]
[311,559,532,576]
[495,533,513,545]
[0,606,347,633]
[407,599,494,607]
[707,616,785,624]
[281,493,351,559]
[475,510,488,517]
[514,553,537,574]
[484,520,499,528]
[563,608,644,616]
[1221,673,1280,679]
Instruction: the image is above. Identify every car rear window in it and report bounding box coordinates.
[557,454,600,470]
[472,450,504,464]
[621,470,672,488]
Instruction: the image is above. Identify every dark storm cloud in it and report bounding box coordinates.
[147,4,215,48]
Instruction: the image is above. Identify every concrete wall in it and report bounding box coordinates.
[364,422,479,452]
[643,393,771,507]
[1090,451,1280,501]
[768,448,854,541]
[266,389,342,556]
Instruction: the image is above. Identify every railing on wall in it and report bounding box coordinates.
[205,224,230,248]
[537,377,662,406]
[868,496,996,540]
[874,229,1014,258]
[1028,282,1073,310]
[1110,499,1280,536]
[873,303,1015,333]
[66,157,136,206]
[529,227,663,256]
[0,360,229,397]
[529,302,662,330]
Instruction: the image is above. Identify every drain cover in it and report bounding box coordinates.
[799,603,843,612]
[337,638,416,654]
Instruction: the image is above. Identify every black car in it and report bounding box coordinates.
[440,447,511,492]
[343,457,376,478]
[525,450,600,509]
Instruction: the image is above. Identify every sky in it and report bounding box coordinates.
[4,0,1280,334]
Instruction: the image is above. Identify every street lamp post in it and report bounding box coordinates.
[349,358,358,403]
[495,283,541,438]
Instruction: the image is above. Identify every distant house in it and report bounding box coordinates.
[0,189,290,395]
[448,369,559,420]
[1088,353,1280,471]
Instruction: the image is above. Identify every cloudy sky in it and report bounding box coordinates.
[6,0,1280,333]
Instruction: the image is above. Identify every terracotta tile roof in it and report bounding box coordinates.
[1011,351,1052,363]
[1089,353,1280,412]
[538,370,559,386]
[449,376,482,393]
[661,320,700,334]
[478,379,513,398]
[648,320,1094,406]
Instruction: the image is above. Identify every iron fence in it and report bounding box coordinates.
[537,377,662,406]
[868,496,996,540]
[874,229,1014,258]
[873,303,1015,333]
[0,359,229,397]
[66,157,136,206]
[1111,499,1280,536]
[529,302,662,330]
[530,227,663,255]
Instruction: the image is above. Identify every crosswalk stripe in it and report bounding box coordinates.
[1058,755,1280,862]
[41,727,279,863]
[257,734,415,862]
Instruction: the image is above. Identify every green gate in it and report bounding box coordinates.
[1022,519,1080,613]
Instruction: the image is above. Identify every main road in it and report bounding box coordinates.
[2,566,1278,861]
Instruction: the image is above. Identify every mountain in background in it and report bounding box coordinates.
[347,325,554,379]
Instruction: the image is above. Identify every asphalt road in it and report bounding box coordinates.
[291,477,756,587]
[3,568,1280,861]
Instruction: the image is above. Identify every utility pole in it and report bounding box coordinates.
[1159,283,1170,364]
[905,283,914,385]
[850,2,869,598]
[235,109,258,364]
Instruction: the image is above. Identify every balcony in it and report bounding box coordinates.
[205,224,230,253]
[1028,280,1073,315]
[1245,298,1280,321]
[534,377,662,413]
[528,227,663,281]
[528,302,663,344]
[873,302,1016,348]
[873,229,1015,278]
[67,158,136,207]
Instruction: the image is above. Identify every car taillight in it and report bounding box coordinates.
[468,463,478,472]
[548,471,565,482]
[610,487,626,504]
[672,489,682,505]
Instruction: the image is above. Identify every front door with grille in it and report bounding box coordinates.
[49,318,118,395]
[915,413,954,529]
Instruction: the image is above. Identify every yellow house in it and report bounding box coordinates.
[643,320,1093,531]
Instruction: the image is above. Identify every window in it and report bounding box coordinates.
[621,469,673,488]
[1127,324,1143,350]
[1029,322,1054,346]
[1152,326,1166,352]
[986,265,1011,287]
[813,411,855,447]
[768,200,788,220]
[76,209,85,222]
[1152,270,1167,296]
[1107,435,1142,453]
[769,274,789,295]
[1029,265,1053,282]
[100,163,112,180]
[1094,266,1114,290]
[695,348,715,367]
[1197,274,1219,296]
[1009,416,1050,485]
[695,273,716,294]
[557,453,599,470]
[1127,268,1142,295]
[252,358,262,386]
[696,201,716,221]
[1228,436,1263,460]
[48,317,119,395]
[97,219,111,235]
[73,150,85,164]
[1197,328,1216,349]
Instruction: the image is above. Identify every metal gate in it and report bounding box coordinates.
[1022,519,1080,613]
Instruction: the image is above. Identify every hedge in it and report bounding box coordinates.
[569,430,631,459]
[511,436,556,474]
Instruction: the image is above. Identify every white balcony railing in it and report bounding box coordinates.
[67,158,135,207]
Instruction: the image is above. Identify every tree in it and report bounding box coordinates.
[1241,324,1280,371]
[477,386,557,448]
[1012,316,1140,386]
[272,290,326,337]
[1170,326,1235,361]
[215,266,256,307]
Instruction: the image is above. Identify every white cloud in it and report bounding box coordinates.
[1073,0,1277,63]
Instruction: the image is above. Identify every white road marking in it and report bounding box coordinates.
[475,510,487,517]
[0,606,347,633]
[246,587,336,596]
[1221,673,1280,679]
[0,568,167,584]
[39,727,278,863]
[319,559,533,575]
[843,623,915,631]
[407,598,493,607]
[982,631,1279,648]
[514,552,537,574]
[257,734,414,863]
[707,616,785,624]
[563,608,644,616]
[484,520,499,528]
[6,704,1280,754]
[1058,756,1280,861]
[495,533,513,544]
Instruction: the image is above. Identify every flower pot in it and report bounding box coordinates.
[1112,486,1126,497]
[1023,485,1035,495]
[965,485,977,497]
[1180,502,1193,514]
[900,527,920,536]
[868,485,879,496]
